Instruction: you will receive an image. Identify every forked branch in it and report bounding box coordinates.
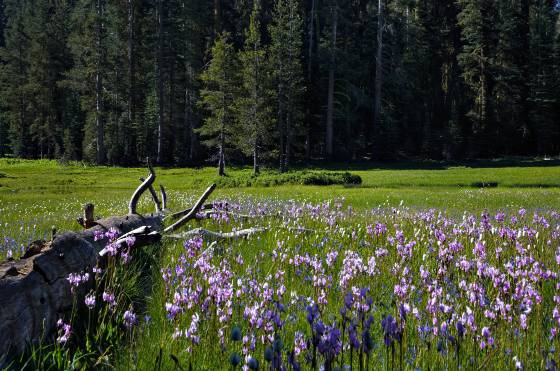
[140,177,161,213]
[165,203,213,221]
[129,161,156,215]
[163,184,216,233]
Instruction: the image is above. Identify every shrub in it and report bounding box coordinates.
[214,171,362,188]
[471,181,499,188]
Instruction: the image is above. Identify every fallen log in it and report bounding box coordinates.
[0,162,221,358]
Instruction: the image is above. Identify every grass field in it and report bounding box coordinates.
[1,158,560,370]
[1,157,559,210]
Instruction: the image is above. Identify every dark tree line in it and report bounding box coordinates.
[0,0,559,173]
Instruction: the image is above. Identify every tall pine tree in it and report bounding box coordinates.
[198,32,239,176]
[237,0,270,175]
[0,0,31,158]
[270,0,304,171]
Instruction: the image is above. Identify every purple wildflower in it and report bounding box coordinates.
[123,310,138,329]
[85,294,96,309]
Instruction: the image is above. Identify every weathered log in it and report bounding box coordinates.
[0,214,163,357]
[0,161,220,360]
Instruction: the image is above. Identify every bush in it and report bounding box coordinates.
[215,171,362,188]
[471,181,499,188]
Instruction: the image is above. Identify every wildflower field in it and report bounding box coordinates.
[1,158,560,370]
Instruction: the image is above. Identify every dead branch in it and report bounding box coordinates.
[128,162,156,215]
[140,177,161,213]
[160,184,167,211]
[163,184,217,233]
[284,226,318,233]
[99,226,161,257]
[165,226,266,240]
[165,203,214,221]
[195,210,253,220]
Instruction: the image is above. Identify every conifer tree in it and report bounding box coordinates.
[494,0,531,154]
[457,0,499,157]
[0,0,558,164]
[528,0,559,154]
[198,32,239,176]
[0,0,5,156]
[269,0,304,171]
[237,0,270,175]
[66,0,109,164]
[25,0,74,158]
[0,0,31,158]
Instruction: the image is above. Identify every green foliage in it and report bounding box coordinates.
[214,170,362,187]
[269,0,305,170]
[0,0,559,167]
[236,0,273,174]
[197,32,240,173]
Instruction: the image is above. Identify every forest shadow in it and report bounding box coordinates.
[307,157,560,171]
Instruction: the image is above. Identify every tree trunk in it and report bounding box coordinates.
[305,0,315,163]
[325,3,337,160]
[373,0,384,155]
[184,71,192,163]
[95,0,106,164]
[18,40,26,158]
[127,0,135,162]
[182,6,196,164]
[286,111,292,168]
[218,147,225,176]
[156,0,164,164]
[218,122,225,176]
[169,61,175,158]
[213,0,221,36]
[253,139,259,175]
[278,83,286,172]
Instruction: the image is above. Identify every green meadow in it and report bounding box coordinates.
[1,157,559,214]
[1,158,560,370]
[1,157,559,256]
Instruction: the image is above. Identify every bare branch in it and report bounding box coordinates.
[283,226,318,233]
[202,240,218,255]
[165,227,266,240]
[99,226,161,257]
[163,184,216,233]
[129,160,156,214]
[195,210,253,220]
[164,203,214,221]
[140,177,161,213]
[160,184,167,211]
